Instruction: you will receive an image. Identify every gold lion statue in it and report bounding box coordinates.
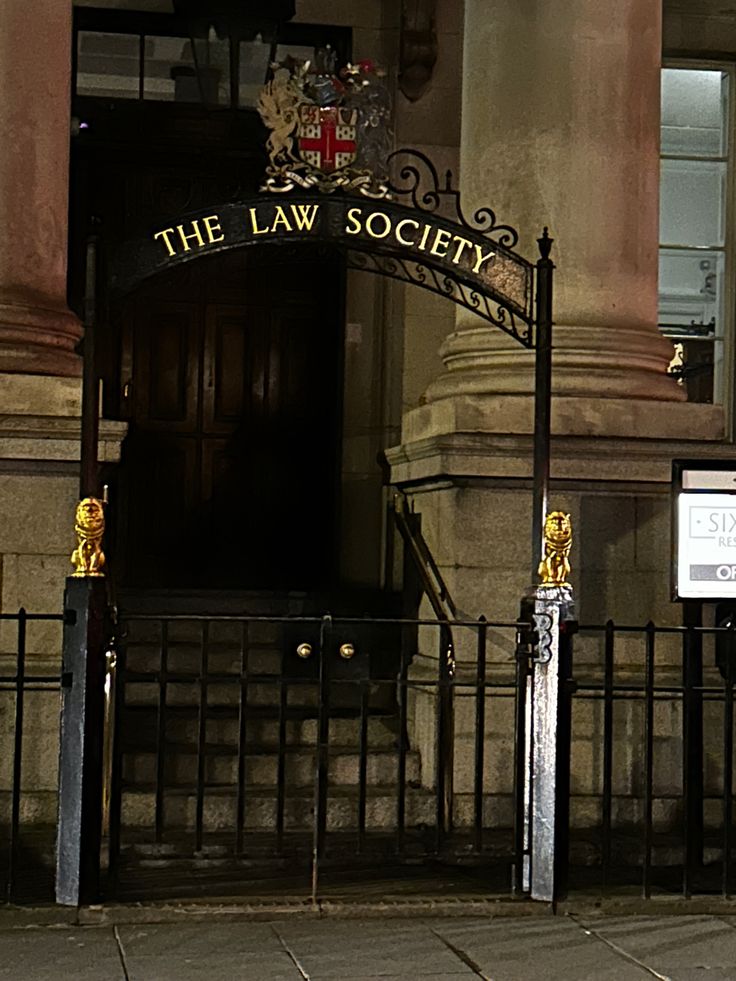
[71,497,106,577]
[538,511,572,586]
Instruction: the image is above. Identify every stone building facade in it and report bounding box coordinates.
[1,0,731,628]
[2,0,736,865]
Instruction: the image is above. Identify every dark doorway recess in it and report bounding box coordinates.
[113,245,344,590]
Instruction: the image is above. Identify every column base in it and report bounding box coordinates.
[426,323,685,402]
[399,392,723,452]
[0,291,82,377]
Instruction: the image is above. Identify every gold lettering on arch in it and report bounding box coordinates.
[151,204,497,282]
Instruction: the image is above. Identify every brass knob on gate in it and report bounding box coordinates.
[339,643,355,660]
[296,642,313,659]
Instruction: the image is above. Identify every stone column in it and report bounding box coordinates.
[388,0,726,629]
[0,0,81,376]
[425,0,682,405]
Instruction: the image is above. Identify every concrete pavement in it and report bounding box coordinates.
[3,913,736,979]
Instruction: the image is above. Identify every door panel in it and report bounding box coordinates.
[116,248,343,590]
[122,436,200,584]
[133,300,200,432]
[212,314,247,423]
[202,304,267,434]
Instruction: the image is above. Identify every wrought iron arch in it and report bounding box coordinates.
[344,249,530,347]
[107,151,538,350]
[97,149,554,575]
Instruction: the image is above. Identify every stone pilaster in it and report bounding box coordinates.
[0,0,81,376]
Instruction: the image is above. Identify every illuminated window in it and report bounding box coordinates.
[659,66,732,407]
[74,12,351,110]
[76,31,140,99]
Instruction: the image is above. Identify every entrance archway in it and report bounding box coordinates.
[58,150,556,907]
[88,150,553,582]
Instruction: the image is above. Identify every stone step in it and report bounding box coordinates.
[123,679,324,709]
[118,589,307,617]
[120,784,436,832]
[120,621,404,677]
[123,643,285,677]
[120,706,400,750]
[122,745,421,788]
[121,619,300,655]
[122,617,284,639]
[117,830,438,872]
[122,680,393,715]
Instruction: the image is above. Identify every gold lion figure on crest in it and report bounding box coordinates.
[71,497,106,577]
[538,511,572,586]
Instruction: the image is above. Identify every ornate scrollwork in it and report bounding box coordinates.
[533,610,556,664]
[262,161,389,198]
[346,249,533,347]
[387,148,521,249]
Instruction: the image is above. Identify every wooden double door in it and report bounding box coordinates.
[115,247,344,589]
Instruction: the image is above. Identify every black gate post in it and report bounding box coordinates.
[436,622,455,840]
[532,229,554,579]
[312,613,332,906]
[56,233,109,906]
[513,607,533,894]
[55,577,108,905]
[80,236,100,499]
[682,599,704,894]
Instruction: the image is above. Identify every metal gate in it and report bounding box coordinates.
[105,611,525,903]
[10,600,736,904]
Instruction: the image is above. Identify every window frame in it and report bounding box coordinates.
[660,59,736,432]
[72,7,352,109]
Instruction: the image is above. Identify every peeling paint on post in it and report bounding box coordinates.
[520,583,576,903]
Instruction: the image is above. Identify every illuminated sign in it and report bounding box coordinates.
[110,197,533,323]
[674,462,736,599]
[152,203,496,277]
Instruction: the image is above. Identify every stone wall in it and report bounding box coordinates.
[0,376,125,828]
[4,0,731,852]
[396,459,736,838]
[0,376,125,627]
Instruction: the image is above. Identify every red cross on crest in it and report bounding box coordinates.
[298,106,358,173]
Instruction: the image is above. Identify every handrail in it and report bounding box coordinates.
[390,489,458,623]
[389,487,456,835]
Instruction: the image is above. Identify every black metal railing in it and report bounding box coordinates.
[107,612,523,902]
[0,609,64,904]
[571,620,736,898]
[11,603,736,905]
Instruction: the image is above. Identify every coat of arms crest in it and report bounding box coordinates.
[258,48,392,196]
[298,105,358,172]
